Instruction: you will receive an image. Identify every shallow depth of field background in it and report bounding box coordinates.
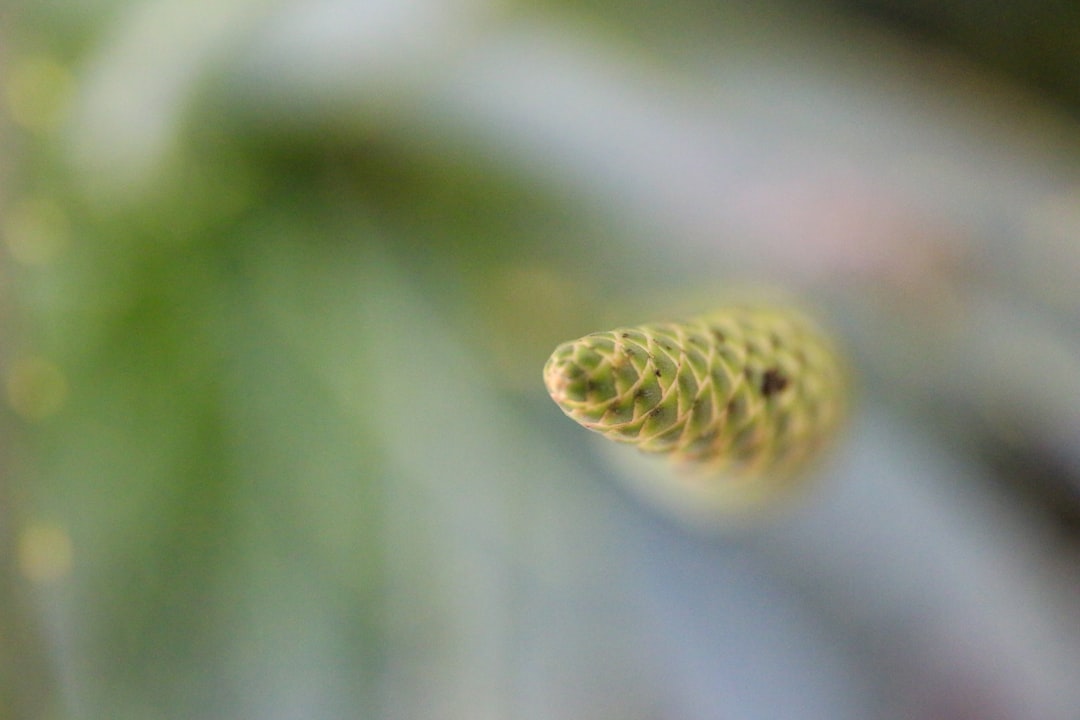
[2,2,1079,719]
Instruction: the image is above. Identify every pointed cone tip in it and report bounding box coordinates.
[544,337,605,407]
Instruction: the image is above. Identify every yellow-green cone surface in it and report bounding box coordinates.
[543,306,847,483]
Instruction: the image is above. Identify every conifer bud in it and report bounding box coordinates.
[543,306,847,482]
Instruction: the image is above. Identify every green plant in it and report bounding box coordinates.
[543,304,848,512]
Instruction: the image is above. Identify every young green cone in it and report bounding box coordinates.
[543,305,847,483]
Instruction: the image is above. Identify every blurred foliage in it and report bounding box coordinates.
[839,0,1080,117]
[0,4,624,719]
[2,1,1079,719]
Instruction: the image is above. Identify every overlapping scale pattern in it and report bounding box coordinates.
[543,306,847,481]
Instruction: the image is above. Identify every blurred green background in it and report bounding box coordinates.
[2,2,1079,719]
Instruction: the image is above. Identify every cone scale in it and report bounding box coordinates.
[543,306,847,484]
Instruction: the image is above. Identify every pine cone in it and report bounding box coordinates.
[543,306,847,481]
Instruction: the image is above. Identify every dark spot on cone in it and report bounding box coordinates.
[761,368,788,397]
